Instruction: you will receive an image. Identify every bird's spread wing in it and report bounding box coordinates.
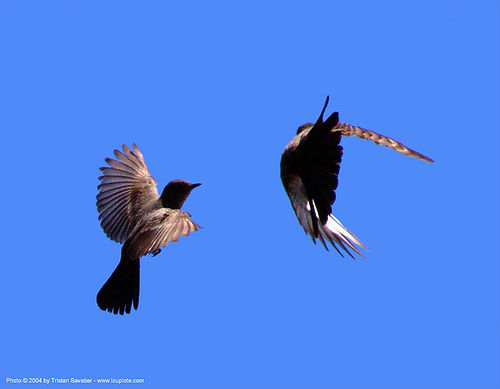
[335,122,434,163]
[293,96,343,235]
[97,143,160,243]
[283,175,366,257]
[295,129,342,231]
[122,209,201,259]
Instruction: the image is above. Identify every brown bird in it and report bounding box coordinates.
[96,143,201,315]
[280,96,433,257]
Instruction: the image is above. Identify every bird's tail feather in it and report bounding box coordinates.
[320,214,367,258]
[306,199,367,258]
[335,122,434,163]
[97,258,140,315]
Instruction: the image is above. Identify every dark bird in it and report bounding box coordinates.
[96,144,201,315]
[280,96,433,257]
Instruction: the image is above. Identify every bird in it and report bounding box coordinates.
[96,143,201,315]
[280,96,433,257]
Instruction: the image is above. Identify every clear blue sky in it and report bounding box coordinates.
[1,1,499,388]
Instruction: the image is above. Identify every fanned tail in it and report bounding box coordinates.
[335,122,434,163]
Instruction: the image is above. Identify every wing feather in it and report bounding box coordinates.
[122,209,201,259]
[96,144,160,243]
[335,122,434,163]
[295,124,342,229]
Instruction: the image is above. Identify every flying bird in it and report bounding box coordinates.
[96,143,201,315]
[280,96,433,257]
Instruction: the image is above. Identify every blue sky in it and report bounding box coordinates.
[1,1,499,388]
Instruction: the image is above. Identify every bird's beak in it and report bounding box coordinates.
[190,183,202,189]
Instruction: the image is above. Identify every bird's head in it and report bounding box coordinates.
[160,180,201,209]
[296,123,314,135]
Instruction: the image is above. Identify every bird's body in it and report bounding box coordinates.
[96,144,200,315]
[280,96,433,257]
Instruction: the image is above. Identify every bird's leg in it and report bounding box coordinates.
[151,249,162,257]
